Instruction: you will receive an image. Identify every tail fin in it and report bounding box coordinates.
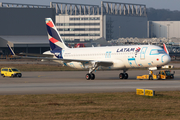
[7,44,15,55]
[45,18,68,51]
[163,43,169,55]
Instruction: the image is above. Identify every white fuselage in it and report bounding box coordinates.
[44,45,171,70]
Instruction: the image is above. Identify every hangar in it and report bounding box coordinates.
[0,36,50,55]
[0,3,55,55]
[148,21,180,39]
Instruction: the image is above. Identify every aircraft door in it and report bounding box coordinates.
[140,47,147,60]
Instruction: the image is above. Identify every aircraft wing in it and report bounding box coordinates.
[13,55,113,67]
[7,44,113,67]
[19,52,54,57]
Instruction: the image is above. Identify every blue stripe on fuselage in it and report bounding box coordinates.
[128,58,135,61]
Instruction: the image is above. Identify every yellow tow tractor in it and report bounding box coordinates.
[137,70,175,80]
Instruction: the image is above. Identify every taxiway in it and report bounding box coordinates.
[0,70,180,95]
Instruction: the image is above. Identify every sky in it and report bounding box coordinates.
[1,0,180,11]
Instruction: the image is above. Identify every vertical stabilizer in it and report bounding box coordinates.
[163,43,169,54]
[45,18,68,51]
[7,44,15,55]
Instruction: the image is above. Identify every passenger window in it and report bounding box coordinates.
[9,69,12,72]
[162,72,165,75]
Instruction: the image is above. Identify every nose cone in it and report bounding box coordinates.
[162,55,171,65]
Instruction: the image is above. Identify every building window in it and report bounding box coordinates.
[56,23,100,26]
[69,17,100,21]
[57,28,100,31]
[60,34,100,36]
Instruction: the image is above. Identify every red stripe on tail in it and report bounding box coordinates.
[46,21,54,28]
[49,37,59,43]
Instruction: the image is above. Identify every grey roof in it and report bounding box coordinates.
[0,36,49,44]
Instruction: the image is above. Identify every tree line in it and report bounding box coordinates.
[147,8,180,21]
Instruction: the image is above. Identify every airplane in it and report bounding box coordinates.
[8,18,171,80]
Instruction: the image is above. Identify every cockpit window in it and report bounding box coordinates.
[150,49,166,55]
[157,50,166,54]
[150,50,158,55]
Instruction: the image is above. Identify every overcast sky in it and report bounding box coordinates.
[1,0,180,11]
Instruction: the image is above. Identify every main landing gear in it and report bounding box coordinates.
[119,70,128,79]
[85,62,98,80]
[86,73,95,80]
[85,64,129,80]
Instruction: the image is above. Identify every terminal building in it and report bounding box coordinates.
[0,1,147,55]
[52,1,147,41]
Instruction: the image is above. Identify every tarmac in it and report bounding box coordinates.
[0,70,180,95]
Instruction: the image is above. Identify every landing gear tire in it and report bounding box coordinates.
[124,73,128,79]
[119,73,128,79]
[119,73,125,79]
[86,73,95,80]
[86,74,91,80]
[91,73,95,80]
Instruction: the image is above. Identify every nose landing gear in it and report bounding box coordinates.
[119,70,128,79]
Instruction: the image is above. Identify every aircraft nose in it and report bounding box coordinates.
[162,55,171,64]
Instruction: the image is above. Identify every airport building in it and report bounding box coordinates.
[0,1,147,55]
[0,3,55,55]
[148,21,180,39]
[52,1,147,41]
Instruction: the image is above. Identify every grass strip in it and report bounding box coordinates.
[0,91,180,120]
